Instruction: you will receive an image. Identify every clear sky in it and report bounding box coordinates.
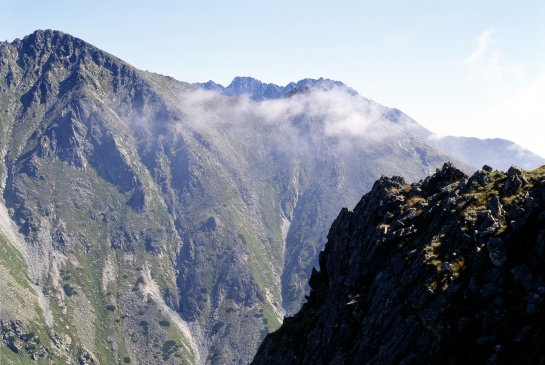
[2,0,545,158]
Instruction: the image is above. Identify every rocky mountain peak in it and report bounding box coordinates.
[17,29,70,50]
[11,29,98,69]
[196,76,355,101]
[253,163,545,364]
[1,28,139,102]
[228,76,264,89]
[294,77,356,95]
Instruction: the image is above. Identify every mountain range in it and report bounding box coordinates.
[197,76,356,101]
[0,30,543,364]
[199,77,545,172]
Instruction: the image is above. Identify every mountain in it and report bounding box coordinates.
[0,30,542,364]
[197,79,545,172]
[253,163,545,364]
[196,77,356,101]
[427,135,545,171]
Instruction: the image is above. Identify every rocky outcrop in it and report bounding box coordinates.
[253,163,545,364]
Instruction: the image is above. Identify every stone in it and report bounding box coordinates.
[481,283,498,300]
[507,165,524,177]
[480,216,499,237]
[468,170,489,188]
[537,230,545,259]
[510,219,526,232]
[503,174,523,195]
[487,237,508,267]
[507,165,529,185]
[488,195,503,217]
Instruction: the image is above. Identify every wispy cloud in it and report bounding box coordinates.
[485,72,545,157]
[464,29,523,85]
[457,29,545,158]
[175,87,402,144]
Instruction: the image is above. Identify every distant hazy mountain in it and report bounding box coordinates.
[427,135,545,171]
[197,78,545,172]
[197,76,356,101]
[0,30,542,365]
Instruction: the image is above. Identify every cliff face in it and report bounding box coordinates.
[253,163,545,364]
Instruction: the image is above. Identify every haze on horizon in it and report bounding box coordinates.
[1,0,544,158]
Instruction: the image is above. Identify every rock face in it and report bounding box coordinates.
[253,163,545,364]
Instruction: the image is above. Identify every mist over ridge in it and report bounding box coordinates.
[196,75,545,171]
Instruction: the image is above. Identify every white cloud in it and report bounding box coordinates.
[465,29,523,86]
[485,73,545,157]
[467,29,493,64]
[176,87,399,142]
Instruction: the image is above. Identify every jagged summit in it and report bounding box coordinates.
[10,29,59,47]
[9,29,112,65]
[196,76,356,101]
[1,28,142,100]
[253,163,545,364]
[13,29,70,45]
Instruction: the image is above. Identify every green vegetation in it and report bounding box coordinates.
[212,321,224,334]
[159,339,185,361]
[0,234,34,291]
[62,283,77,297]
[133,276,145,292]
[161,340,177,352]
[139,320,149,336]
[158,320,170,327]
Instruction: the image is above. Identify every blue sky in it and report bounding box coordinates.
[2,0,545,158]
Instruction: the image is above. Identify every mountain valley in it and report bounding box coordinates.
[1,30,543,364]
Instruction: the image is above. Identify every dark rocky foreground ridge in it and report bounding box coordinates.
[253,163,545,364]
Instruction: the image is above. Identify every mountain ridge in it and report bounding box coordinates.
[427,135,545,171]
[196,76,356,101]
[195,76,545,171]
[253,163,545,364]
